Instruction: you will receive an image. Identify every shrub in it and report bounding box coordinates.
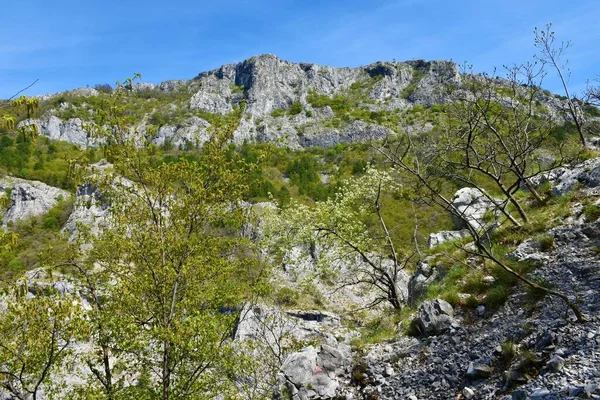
[583,204,600,221]
[289,101,303,115]
[305,110,313,118]
[274,287,299,306]
[94,83,113,94]
[538,235,555,252]
[484,285,508,309]
[271,108,286,118]
[230,84,245,95]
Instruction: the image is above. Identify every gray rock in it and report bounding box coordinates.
[428,229,470,248]
[279,346,339,399]
[551,157,600,195]
[546,355,565,372]
[63,181,110,240]
[150,116,211,148]
[408,261,439,306]
[414,299,455,336]
[450,187,498,231]
[463,386,476,399]
[0,177,70,227]
[530,388,550,398]
[18,115,92,148]
[465,362,493,379]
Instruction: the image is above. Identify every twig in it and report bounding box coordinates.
[1,79,40,105]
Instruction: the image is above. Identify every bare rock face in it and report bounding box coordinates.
[551,157,600,195]
[278,345,345,399]
[17,115,92,148]
[0,177,70,228]
[150,116,212,148]
[189,54,461,146]
[450,187,497,231]
[19,55,465,149]
[62,182,110,241]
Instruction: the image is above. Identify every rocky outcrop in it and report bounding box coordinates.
[413,299,456,336]
[62,161,113,240]
[550,157,600,195]
[189,55,460,145]
[0,177,69,228]
[150,116,211,148]
[62,182,110,241]
[407,261,439,306]
[17,115,92,148]
[278,345,347,400]
[428,229,470,248]
[450,187,497,230]
[24,55,463,149]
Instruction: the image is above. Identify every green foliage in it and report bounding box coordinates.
[583,204,600,221]
[230,83,245,95]
[63,80,268,397]
[0,133,94,189]
[271,108,286,118]
[273,287,300,307]
[0,288,85,399]
[537,235,555,252]
[0,198,73,281]
[484,285,508,309]
[401,67,427,99]
[289,101,303,115]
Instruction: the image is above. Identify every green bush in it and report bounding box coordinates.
[274,287,300,306]
[271,108,286,118]
[583,204,600,221]
[289,102,303,115]
[484,285,508,309]
[538,235,555,252]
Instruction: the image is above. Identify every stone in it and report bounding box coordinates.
[414,299,455,336]
[18,115,92,148]
[407,261,439,305]
[551,157,600,195]
[63,181,110,241]
[512,389,527,400]
[0,176,70,227]
[465,362,493,379]
[428,229,470,248]
[383,365,394,377]
[530,388,550,398]
[450,187,497,231]
[279,346,339,399]
[546,355,565,372]
[463,386,476,399]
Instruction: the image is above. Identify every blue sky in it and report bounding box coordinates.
[1,0,599,98]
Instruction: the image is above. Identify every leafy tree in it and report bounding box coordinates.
[267,167,411,309]
[60,76,269,399]
[0,284,84,400]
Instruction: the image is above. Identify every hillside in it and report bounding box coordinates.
[7,54,570,149]
[0,52,599,400]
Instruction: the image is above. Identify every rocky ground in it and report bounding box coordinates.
[361,219,600,400]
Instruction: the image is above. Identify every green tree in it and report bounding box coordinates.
[0,284,84,400]
[267,167,411,309]
[64,76,268,399]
